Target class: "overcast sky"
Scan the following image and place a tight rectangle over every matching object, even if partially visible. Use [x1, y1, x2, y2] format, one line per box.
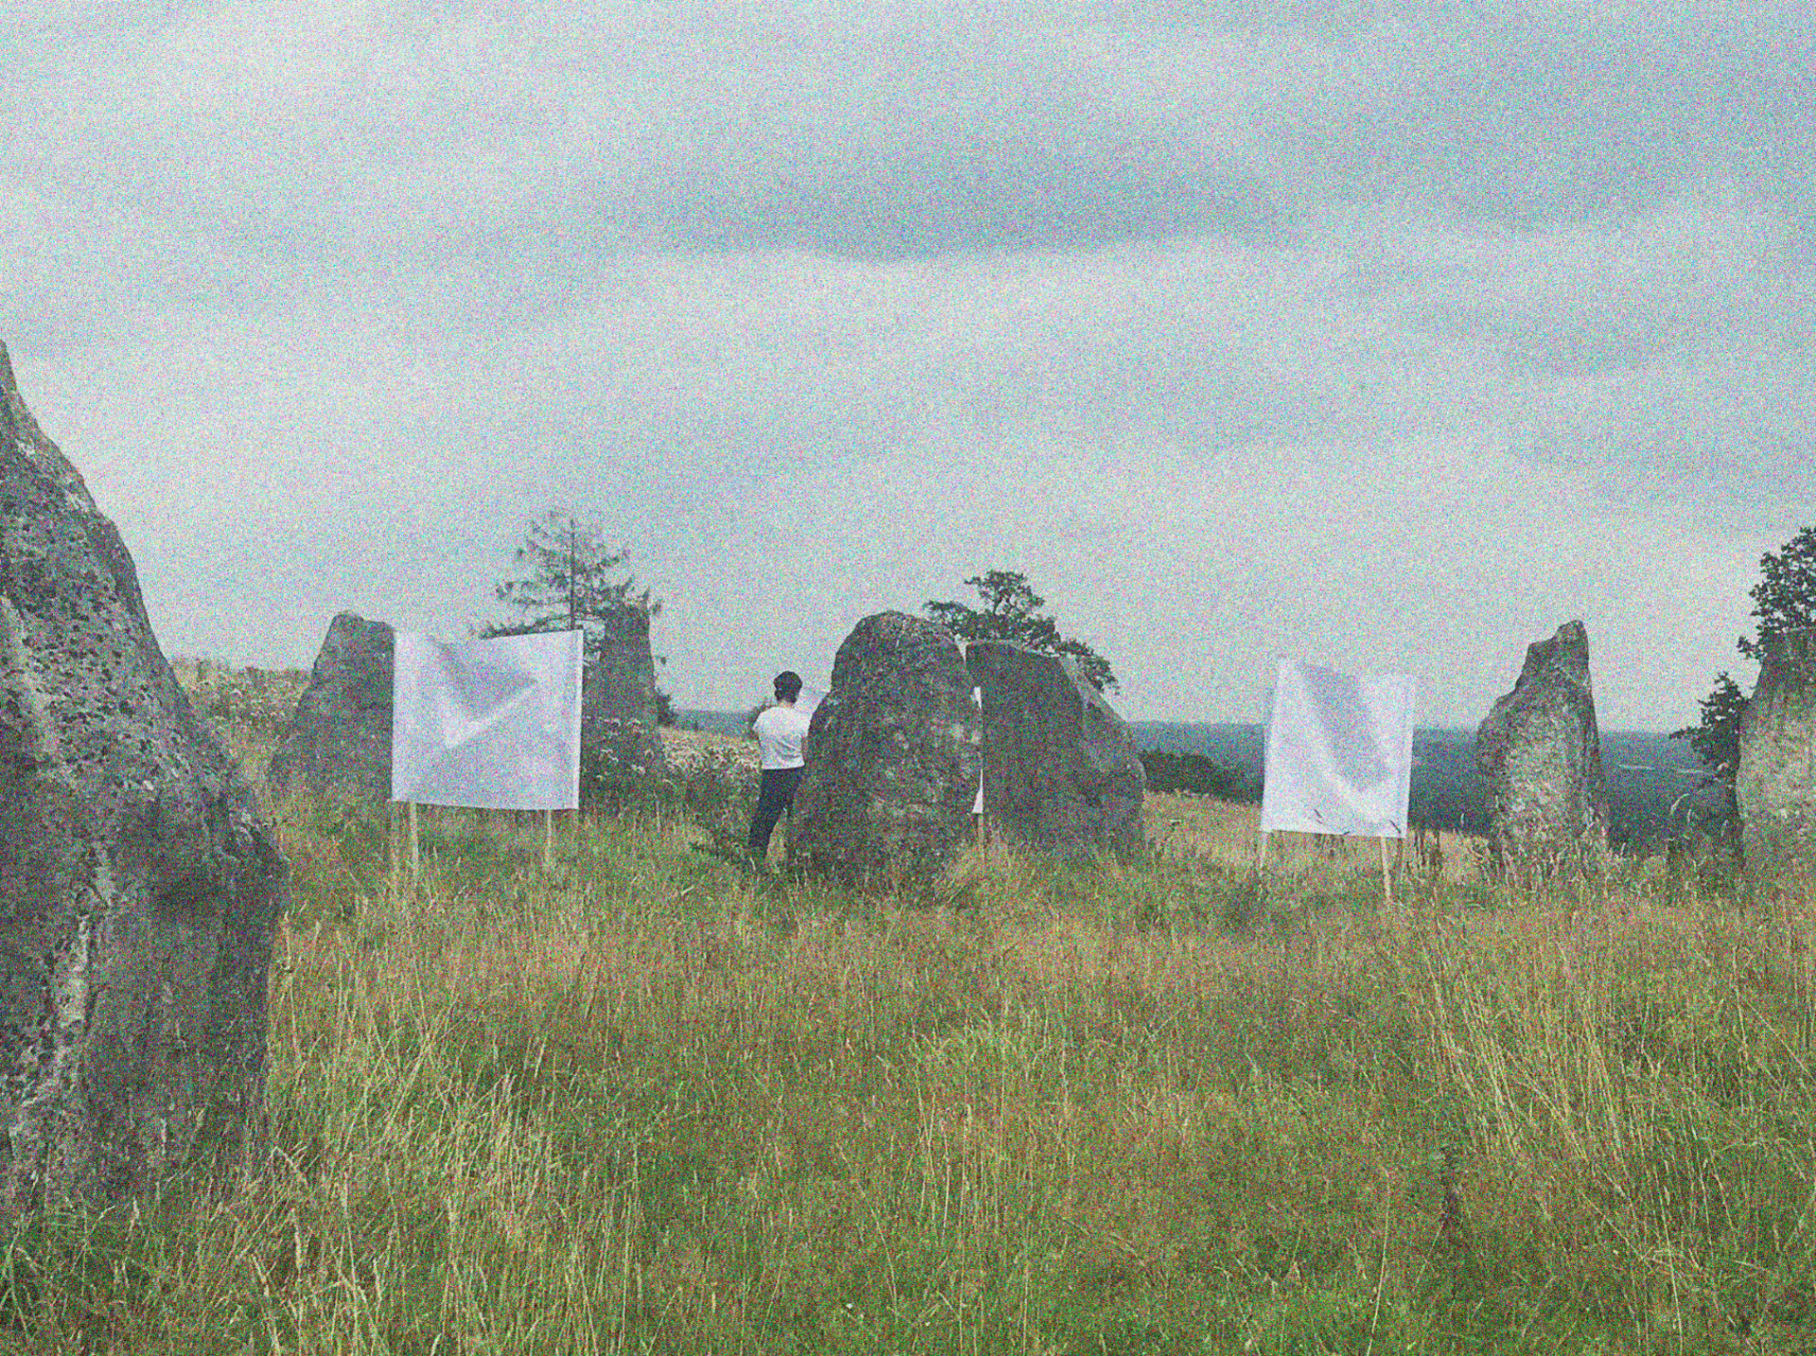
[3, 2, 1811, 727]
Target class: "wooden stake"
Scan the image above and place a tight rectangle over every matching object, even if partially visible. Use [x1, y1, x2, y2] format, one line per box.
[1255, 829, 1270, 874]
[1381, 834, 1394, 910]
[544, 807, 554, 871]
[408, 800, 420, 886]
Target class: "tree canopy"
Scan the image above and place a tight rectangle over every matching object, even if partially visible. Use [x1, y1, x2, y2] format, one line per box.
[491, 510, 657, 633]
[1675, 525, 1816, 817]
[1671, 672, 1747, 822]
[1738, 527, 1816, 659]
[923, 569, 1117, 692]
[487, 509, 673, 724]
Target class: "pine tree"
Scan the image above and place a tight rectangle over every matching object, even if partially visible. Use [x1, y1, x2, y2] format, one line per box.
[487, 510, 673, 724]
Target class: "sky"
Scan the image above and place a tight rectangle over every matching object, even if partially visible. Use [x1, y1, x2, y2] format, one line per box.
[3, 1, 1812, 729]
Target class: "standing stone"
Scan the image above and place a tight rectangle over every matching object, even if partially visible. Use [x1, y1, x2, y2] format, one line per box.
[268, 612, 395, 803]
[581, 602, 667, 780]
[967, 641, 1145, 856]
[1474, 620, 1610, 881]
[0, 341, 287, 1207]
[1736, 629, 1816, 881]
[791, 612, 981, 884]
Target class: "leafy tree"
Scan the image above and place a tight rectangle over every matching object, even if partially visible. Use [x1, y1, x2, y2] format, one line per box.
[1671, 672, 1746, 820]
[1675, 526, 1816, 815]
[487, 510, 675, 723]
[923, 569, 1117, 692]
[1738, 527, 1816, 658]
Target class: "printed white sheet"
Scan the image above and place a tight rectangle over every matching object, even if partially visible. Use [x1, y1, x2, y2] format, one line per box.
[1260, 659, 1416, 838]
[391, 630, 584, 810]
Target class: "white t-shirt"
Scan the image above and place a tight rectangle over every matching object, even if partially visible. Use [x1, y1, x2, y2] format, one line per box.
[753, 704, 813, 770]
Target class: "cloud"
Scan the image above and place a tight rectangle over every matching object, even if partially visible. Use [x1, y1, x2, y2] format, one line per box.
[654, 135, 1290, 257]
[1, 0, 1811, 728]
[13, 187, 1792, 722]
[1328, 191, 1816, 514]
[1265, 8, 1816, 233]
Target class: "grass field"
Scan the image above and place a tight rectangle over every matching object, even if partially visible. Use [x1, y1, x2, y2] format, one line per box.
[2, 670, 1809, 1354]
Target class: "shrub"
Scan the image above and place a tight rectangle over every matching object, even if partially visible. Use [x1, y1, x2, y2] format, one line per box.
[1139, 750, 1261, 802]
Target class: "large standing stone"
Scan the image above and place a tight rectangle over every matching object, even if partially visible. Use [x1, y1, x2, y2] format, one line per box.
[1474, 620, 1610, 881]
[791, 612, 981, 884]
[0, 341, 287, 1207]
[966, 641, 1145, 856]
[581, 603, 667, 780]
[1736, 629, 1816, 881]
[268, 612, 395, 802]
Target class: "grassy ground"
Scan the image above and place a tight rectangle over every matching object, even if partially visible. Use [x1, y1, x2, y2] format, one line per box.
[1, 680, 1808, 1354]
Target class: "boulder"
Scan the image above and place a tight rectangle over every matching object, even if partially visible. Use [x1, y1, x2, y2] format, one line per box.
[0, 341, 287, 1207]
[586, 602, 659, 728]
[966, 641, 1145, 855]
[1474, 620, 1610, 881]
[581, 603, 667, 783]
[268, 612, 395, 802]
[1736, 629, 1816, 881]
[791, 612, 981, 884]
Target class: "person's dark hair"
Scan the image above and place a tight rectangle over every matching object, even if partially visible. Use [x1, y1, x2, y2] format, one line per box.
[773, 670, 803, 702]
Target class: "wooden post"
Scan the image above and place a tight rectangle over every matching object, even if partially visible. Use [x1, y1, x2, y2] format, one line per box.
[544, 808, 554, 871]
[1380, 834, 1393, 909]
[409, 800, 420, 886]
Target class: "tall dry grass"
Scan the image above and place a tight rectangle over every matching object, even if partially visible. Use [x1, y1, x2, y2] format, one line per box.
[0, 672, 1807, 1353]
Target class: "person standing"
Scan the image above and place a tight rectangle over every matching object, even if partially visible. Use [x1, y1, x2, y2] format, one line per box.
[749, 670, 813, 865]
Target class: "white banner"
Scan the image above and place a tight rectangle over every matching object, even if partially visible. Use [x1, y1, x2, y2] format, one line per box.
[391, 630, 584, 810]
[1260, 659, 1416, 839]
[972, 685, 984, 815]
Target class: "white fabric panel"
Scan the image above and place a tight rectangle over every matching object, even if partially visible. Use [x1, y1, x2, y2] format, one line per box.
[1260, 658, 1416, 839]
[972, 684, 984, 814]
[391, 630, 584, 810]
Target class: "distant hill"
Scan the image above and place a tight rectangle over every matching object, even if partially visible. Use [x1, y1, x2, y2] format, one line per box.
[678, 708, 754, 739]
[1131, 722, 1725, 850]
[680, 709, 1726, 850]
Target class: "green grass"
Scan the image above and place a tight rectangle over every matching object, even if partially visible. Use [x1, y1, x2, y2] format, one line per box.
[12, 673, 1816, 1352]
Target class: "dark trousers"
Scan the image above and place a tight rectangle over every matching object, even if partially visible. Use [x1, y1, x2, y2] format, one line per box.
[748, 767, 805, 860]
